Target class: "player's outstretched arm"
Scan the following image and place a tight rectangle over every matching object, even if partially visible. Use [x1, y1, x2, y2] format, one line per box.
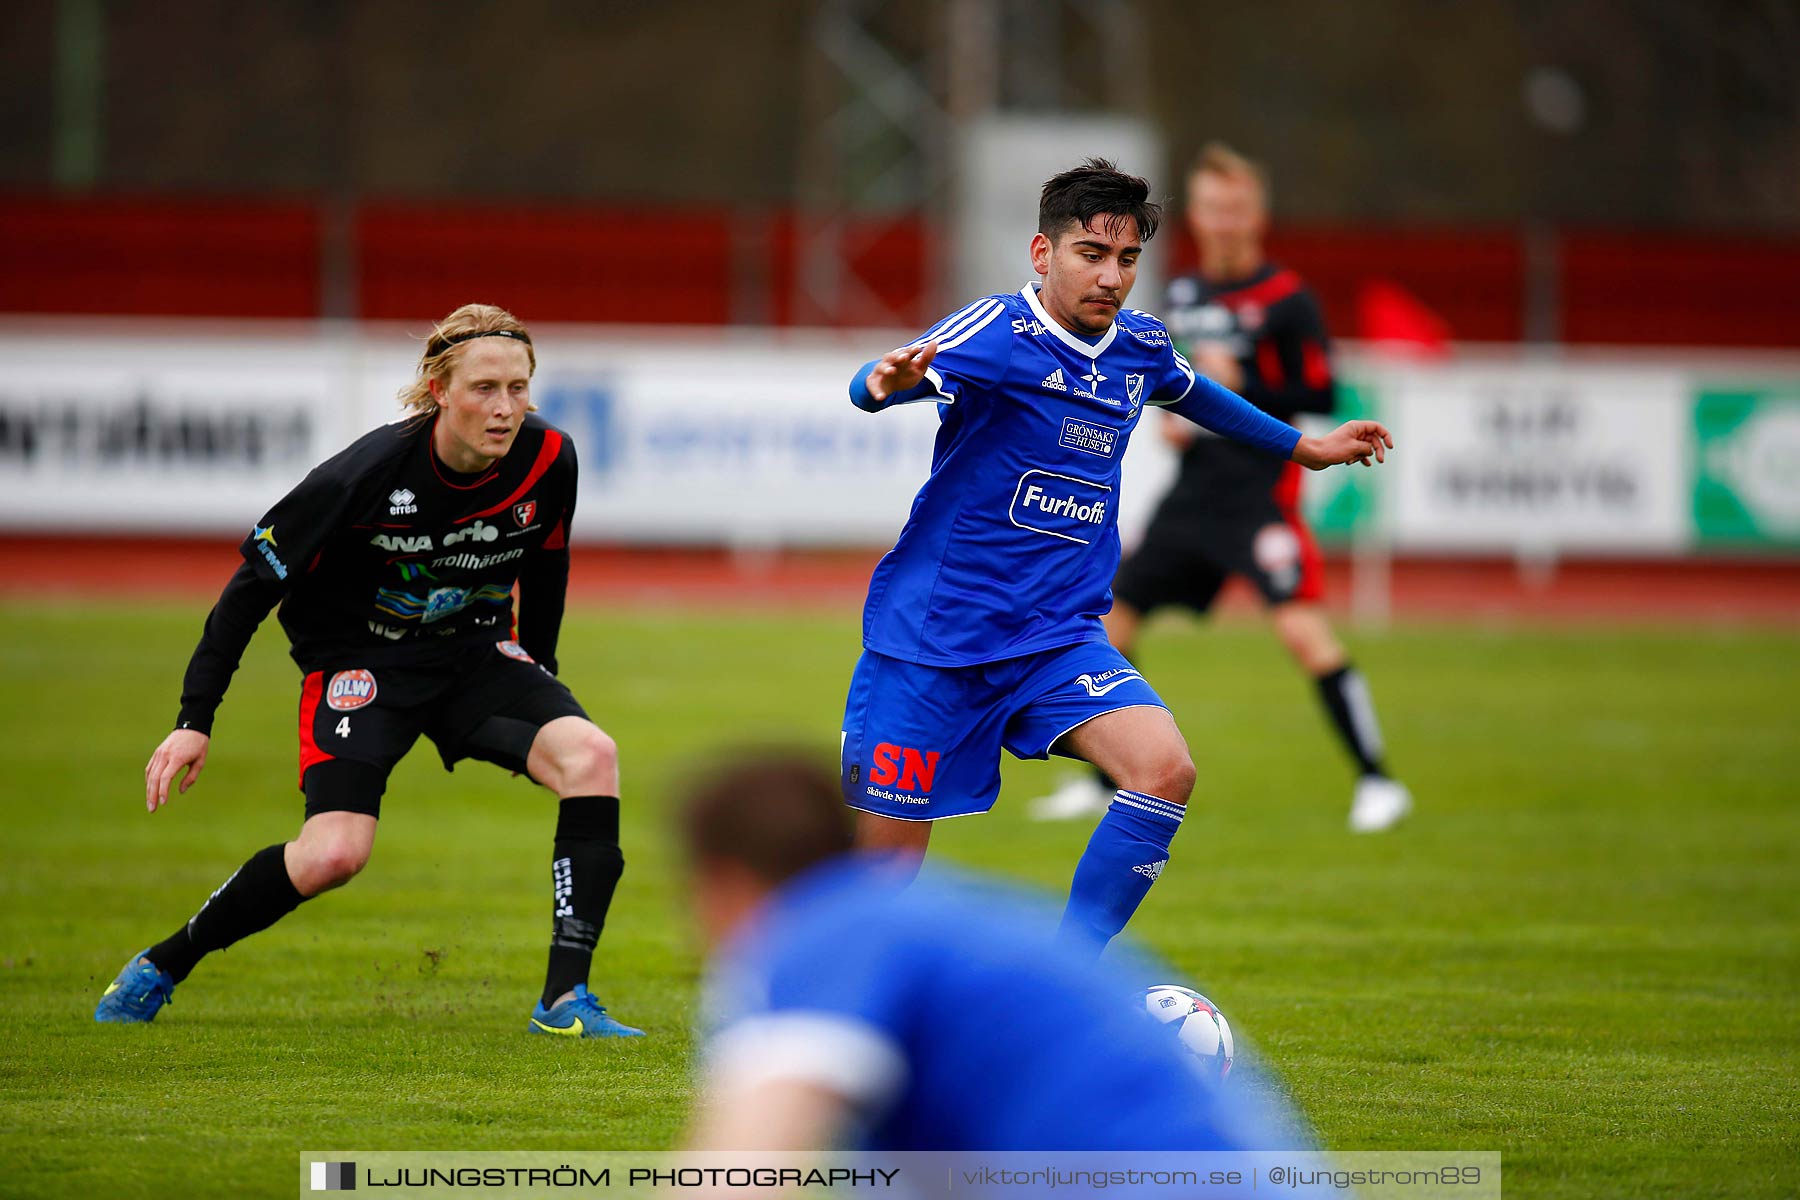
[145, 728, 210, 813]
[862, 342, 938, 404]
[1291, 419, 1394, 470]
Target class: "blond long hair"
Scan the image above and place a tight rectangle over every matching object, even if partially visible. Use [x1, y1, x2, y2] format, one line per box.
[398, 303, 537, 413]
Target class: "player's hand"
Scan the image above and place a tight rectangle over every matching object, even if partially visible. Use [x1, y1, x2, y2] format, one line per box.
[145, 729, 211, 813]
[1194, 348, 1244, 392]
[1292, 420, 1394, 470]
[865, 342, 938, 403]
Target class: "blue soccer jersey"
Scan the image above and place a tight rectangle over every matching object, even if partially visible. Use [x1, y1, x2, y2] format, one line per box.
[853, 283, 1303, 666]
[703, 858, 1301, 1151]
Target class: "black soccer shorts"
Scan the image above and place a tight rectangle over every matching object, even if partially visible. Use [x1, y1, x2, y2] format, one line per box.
[1115, 486, 1324, 615]
[296, 639, 589, 819]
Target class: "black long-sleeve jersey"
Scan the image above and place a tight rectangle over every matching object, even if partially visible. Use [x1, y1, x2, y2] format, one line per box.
[175, 412, 578, 734]
[1163, 264, 1337, 503]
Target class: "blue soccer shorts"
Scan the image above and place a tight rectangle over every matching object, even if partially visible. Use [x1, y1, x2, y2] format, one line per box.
[839, 641, 1169, 820]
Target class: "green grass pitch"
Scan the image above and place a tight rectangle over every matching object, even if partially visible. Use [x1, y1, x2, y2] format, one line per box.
[1, 600, 1796, 1197]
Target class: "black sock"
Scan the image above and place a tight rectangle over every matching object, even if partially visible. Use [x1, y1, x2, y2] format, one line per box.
[542, 796, 624, 1007]
[1316, 664, 1388, 777]
[146, 843, 306, 984]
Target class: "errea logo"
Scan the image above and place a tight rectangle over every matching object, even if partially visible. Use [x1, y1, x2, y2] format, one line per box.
[388, 488, 417, 515]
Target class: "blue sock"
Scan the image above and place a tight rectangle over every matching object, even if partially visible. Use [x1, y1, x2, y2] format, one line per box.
[1058, 789, 1184, 952]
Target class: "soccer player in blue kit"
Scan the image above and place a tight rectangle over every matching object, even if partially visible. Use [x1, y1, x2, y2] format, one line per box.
[841, 160, 1393, 950]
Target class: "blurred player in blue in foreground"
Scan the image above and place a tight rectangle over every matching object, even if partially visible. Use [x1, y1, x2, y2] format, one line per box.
[681, 752, 1307, 1153]
[840, 159, 1393, 951]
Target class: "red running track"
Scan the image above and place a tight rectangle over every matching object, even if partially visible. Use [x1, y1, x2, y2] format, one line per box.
[2, 537, 1796, 625]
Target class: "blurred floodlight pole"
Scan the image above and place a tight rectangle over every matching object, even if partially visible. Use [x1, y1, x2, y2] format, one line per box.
[942, 0, 1159, 301]
[795, 0, 1153, 324]
[943, 0, 1001, 120]
[52, 0, 103, 190]
[796, 0, 950, 327]
[319, 0, 358, 323]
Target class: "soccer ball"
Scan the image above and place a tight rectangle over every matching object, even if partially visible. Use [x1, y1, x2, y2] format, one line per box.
[1142, 985, 1234, 1083]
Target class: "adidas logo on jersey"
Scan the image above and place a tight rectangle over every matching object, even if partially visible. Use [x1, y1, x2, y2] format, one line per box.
[1132, 860, 1166, 881]
[1040, 369, 1068, 393]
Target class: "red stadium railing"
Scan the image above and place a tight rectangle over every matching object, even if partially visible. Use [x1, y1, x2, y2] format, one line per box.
[356, 200, 738, 325]
[3, 193, 1797, 347]
[1558, 230, 1800, 348]
[0, 194, 321, 319]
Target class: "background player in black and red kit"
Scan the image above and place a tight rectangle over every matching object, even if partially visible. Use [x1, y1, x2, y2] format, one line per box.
[1033, 145, 1412, 833]
[94, 304, 644, 1036]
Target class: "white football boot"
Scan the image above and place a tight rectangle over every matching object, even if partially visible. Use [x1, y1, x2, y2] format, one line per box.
[1349, 775, 1413, 832]
[1027, 774, 1113, 822]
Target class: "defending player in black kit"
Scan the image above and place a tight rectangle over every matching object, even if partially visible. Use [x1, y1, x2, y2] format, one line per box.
[1032, 145, 1411, 833]
[94, 303, 644, 1036]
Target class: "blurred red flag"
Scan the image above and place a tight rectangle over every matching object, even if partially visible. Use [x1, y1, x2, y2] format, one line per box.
[1357, 279, 1452, 357]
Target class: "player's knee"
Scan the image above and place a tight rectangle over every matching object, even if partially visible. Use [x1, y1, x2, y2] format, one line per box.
[548, 723, 618, 796]
[1148, 753, 1196, 804]
[853, 811, 931, 868]
[1283, 631, 1339, 675]
[290, 838, 370, 895]
[1272, 607, 1344, 675]
[1305, 646, 1346, 676]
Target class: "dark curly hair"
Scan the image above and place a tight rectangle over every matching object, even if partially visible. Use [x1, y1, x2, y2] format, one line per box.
[1038, 157, 1162, 245]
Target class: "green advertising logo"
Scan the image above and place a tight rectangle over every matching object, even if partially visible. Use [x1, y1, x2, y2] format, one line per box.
[1693, 387, 1800, 546]
[1304, 380, 1381, 541]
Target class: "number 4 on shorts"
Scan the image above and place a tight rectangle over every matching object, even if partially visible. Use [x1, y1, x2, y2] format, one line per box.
[335, 717, 351, 738]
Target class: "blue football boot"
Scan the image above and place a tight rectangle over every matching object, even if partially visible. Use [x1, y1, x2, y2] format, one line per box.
[94, 951, 175, 1023]
[527, 984, 644, 1038]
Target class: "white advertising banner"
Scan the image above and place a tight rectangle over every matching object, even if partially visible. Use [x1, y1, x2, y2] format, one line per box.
[354, 329, 1178, 548]
[0, 323, 1176, 548]
[2, 321, 1789, 557]
[487, 334, 945, 546]
[1382, 364, 1690, 552]
[0, 329, 357, 533]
